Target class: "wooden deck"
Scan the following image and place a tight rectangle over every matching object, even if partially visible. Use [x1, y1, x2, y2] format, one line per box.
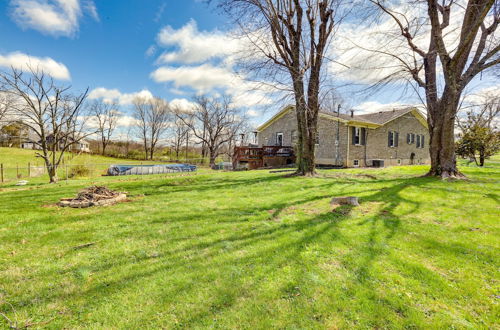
[233, 146, 295, 170]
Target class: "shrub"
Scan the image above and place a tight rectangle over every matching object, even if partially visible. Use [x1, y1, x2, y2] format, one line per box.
[68, 164, 91, 178]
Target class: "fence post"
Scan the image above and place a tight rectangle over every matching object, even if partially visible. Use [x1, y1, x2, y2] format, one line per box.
[28, 162, 31, 177]
[66, 164, 68, 185]
[1, 164, 3, 183]
[16, 164, 19, 178]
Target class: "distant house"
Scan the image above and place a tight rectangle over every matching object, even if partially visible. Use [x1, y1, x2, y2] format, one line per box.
[255, 105, 430, 167]
[39, 134, 91, 153]
[0, 121, 90, 153]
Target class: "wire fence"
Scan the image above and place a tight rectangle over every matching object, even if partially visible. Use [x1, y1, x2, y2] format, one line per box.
[0, 157, 231, 185]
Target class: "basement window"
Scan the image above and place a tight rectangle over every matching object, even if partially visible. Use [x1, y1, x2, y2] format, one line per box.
[353, 159, 359, 167]
[397, 159, 402, 165]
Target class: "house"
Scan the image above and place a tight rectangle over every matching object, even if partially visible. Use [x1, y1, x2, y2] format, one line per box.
[0, 121, 91, 153]
[43, 134, 91, 153]
[256, 105, 430, 167]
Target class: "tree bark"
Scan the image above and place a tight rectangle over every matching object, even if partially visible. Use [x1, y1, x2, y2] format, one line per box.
[426, 98, 465, 179]
[47, 164, 57, 183]
[293, 77, 316, 176]
[209, 150, 216, 169]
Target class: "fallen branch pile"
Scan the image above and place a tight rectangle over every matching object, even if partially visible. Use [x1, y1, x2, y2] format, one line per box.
[59, 186, 127, 208]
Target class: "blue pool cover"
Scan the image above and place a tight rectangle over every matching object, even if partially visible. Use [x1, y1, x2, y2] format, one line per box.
[107, 164, 197, 176]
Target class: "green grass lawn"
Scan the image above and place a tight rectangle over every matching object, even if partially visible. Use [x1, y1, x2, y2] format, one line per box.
[0, 160, 499, 328]
[0, 147, 172, 185]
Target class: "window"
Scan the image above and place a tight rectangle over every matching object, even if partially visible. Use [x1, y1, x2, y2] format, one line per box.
[315, 134, 320, 145]
[276, 132, 283, 146]
[407, 133, 415, 144]
[291, 130, 298, 144]
[397, 159, 401, 165]
[354, 127, 361, 145]
[352, 127, 366, 146]
[416, 134, 425, 148]
[388, 131, 399, 147]
[353, 159, 359, 167]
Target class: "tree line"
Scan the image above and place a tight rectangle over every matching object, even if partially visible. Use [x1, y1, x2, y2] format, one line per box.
[0, 66, 247, 183]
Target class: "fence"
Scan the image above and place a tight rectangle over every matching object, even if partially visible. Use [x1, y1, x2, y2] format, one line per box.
[0, 158, 227, 185]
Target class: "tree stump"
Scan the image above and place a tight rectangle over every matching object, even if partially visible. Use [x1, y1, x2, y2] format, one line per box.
[330, 196, 359, 206]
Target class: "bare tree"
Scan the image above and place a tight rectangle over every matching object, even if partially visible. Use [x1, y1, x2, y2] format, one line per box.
[215, 0, 340, 175]
[132, 96, 170, 160]
[89, 99, 119, 155]
[0, 92, 13, 123]
[177, 95, 244, 168]
[0, 67, 90, 183]
[169, 107, 190, 160]
[458, 90, 500, 131]
[365, 0, 499, 178]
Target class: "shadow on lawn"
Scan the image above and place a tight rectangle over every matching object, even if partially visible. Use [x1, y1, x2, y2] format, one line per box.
[3, 174, 449, 327]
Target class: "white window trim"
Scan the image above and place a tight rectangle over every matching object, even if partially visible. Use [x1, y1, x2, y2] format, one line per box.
[354, 127, 361, 145]
[389, 131, 396, 148]
[276, 132, 284, 146]
[353, 159, 360, 167]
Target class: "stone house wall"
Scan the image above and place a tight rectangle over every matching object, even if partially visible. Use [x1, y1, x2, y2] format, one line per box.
[347, 112, 430, 167]
[258, 108, 430, 167]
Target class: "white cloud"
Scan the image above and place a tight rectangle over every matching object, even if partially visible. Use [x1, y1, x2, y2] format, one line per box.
[170, 98, 196, 113]
[150, 64, 239, 91]
[156, 20, 242, 65]
[330, 3, 469, 84]
[145, 45, 157, 57]
[116, 115, 137, 127]
[0, 51, 70, 80]
[246, 109, 259, 117]
[88, 87, 154, 105]
[10, 0, 98, 37]
[462, 85, 500, 106]
[83, 0, 99, 21]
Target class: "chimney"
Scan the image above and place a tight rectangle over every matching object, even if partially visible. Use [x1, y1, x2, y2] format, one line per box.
[350, 110, 354, 118]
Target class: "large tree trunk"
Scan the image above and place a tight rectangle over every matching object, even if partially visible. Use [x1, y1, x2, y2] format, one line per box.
[209, 150, 216, 169]
[47, 164, 57, 183]
[293, 77, 316, 176]
[426, 99, 465, 179]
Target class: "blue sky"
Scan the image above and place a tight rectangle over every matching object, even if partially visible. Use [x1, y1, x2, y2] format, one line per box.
[0, 1, 226, 99]
[0, 0, 498, 133]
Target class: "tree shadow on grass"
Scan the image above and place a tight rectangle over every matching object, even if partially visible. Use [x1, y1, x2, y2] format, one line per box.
[1, 174, 468, 328]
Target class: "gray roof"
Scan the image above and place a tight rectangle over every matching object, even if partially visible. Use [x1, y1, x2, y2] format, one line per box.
[320, 107, 416, 125]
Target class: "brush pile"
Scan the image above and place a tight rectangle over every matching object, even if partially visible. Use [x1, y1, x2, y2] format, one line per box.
[59, 186, 127, 208]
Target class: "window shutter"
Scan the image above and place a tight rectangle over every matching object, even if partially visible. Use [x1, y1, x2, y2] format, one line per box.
[416, 135, 420, 148]
[352, 127, 356, 145]
[395, 132, 399, 147]
[361, 128, 366, 145]
[407, 133, 410, 144]
[388, 131, 392, 147]
[421, 135, 425, 148]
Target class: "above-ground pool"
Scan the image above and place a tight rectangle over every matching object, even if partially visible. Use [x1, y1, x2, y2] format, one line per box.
[107, 164, 197, 176]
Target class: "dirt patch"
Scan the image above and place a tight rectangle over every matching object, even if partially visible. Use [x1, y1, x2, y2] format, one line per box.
[58, 186, 127, 208]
